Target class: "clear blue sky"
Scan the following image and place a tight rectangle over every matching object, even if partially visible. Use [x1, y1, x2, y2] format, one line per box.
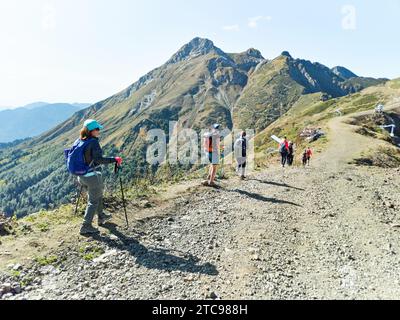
[0, 0, 399, 108]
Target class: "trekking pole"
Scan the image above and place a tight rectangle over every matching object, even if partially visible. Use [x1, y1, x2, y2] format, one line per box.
[220, 154, 225, 179]
[219, 145, 225, 179]
[74, 184, 83, 216]
[115, 163, 129, 229]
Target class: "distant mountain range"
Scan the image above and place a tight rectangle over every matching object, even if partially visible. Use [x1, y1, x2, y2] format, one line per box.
[0, 102, 91, 143]
[0, 37, 392, 217]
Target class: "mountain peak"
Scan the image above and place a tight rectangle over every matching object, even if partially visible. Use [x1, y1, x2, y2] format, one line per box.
[281, 51, 293, 59]
[167, 37, 222, 64]
[188, 37, 215, 49]
[331, 66, 358, 79]
[246, 48, 264, 59]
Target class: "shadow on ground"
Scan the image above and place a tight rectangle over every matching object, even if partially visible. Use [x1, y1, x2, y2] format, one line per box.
[90, 223, 219, 276]
[249, 179, 305, 191]
[229, 189, 302, 207]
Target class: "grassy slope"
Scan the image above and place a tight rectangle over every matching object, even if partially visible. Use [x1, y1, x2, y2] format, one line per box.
[233, 55, 304, 132]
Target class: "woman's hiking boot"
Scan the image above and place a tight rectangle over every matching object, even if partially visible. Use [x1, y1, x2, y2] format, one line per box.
[80, 224, 100, 236]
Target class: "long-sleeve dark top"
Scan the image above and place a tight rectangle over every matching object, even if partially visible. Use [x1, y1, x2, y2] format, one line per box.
[83, 138, 116, 171]
[288, 145, 294, 156]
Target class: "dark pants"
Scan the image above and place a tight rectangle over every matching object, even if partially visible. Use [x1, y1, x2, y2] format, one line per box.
[287, 154, 294, 166]
[237, 160, 246, 177]
[281, 152, 288, 167]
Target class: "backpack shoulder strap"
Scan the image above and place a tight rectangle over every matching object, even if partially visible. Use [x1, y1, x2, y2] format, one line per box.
[81, 138, 96, 168]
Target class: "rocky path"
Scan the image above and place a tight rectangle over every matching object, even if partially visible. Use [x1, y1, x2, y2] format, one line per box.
[2, 114, 400, 300]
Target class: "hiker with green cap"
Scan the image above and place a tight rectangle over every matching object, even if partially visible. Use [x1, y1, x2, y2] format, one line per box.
[77, 119, 123, 235]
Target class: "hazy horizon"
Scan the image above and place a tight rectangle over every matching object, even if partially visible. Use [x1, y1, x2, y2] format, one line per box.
[0, 101, 93, 111]
[1, 0, 399, 107]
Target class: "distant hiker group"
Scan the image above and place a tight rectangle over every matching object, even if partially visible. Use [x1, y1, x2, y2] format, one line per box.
[201, 125, 313, 188]
[278, 137, 312, 168]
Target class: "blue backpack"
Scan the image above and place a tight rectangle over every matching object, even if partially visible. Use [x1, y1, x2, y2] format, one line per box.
[64, 139, 94, 176]
[279, 142, 287, 154]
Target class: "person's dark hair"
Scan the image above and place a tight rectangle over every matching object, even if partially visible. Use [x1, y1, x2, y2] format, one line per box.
[80, 127, 92, 140]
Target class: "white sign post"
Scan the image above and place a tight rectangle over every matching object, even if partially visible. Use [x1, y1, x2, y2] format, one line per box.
[380, 125, 395, 137]
[271, 135, 283, 144]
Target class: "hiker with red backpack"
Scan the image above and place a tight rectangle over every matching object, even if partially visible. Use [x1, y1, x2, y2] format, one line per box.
[65, 119, 123, 236]
[279, 137, 290, 168]
[203, 124, 221, 187]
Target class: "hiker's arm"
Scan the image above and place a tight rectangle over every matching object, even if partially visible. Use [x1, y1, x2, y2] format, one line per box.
[92, 141, 117, 165]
